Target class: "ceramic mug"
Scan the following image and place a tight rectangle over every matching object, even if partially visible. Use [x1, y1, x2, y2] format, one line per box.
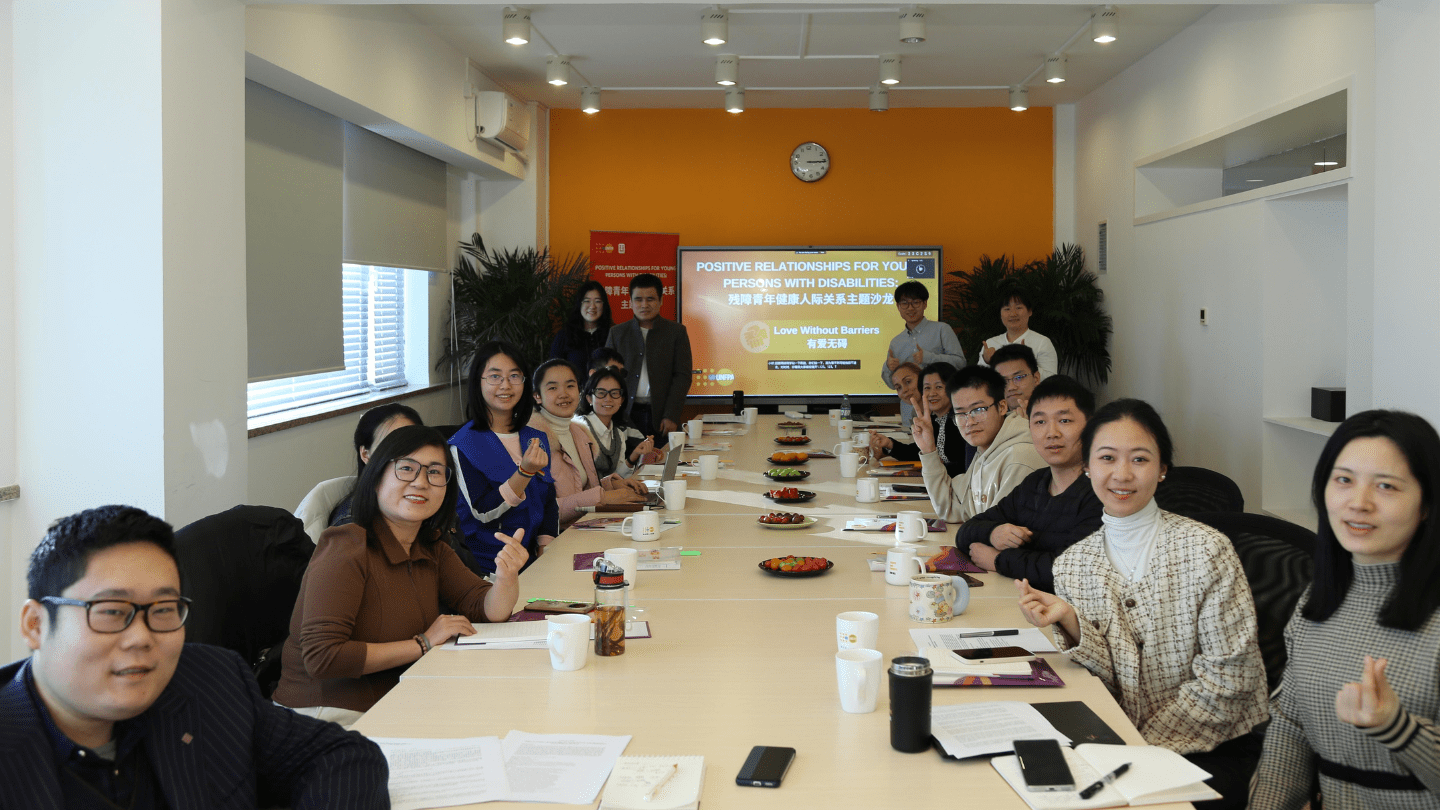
[546, 614, 591, 671]
[661, 479, 687, 509]
[852, 430, 870, 449]
[856, 477, 880, 503]
[620, 509, 660, 542]
[886, 545, 926, 586]
[908, 574, 971, 624]
[604, 547, 640, 590]
[743, 407, 759, 424]
[836, 648, 883, 714]
[836, 610, 880, 650]
[838, 452, 860, 477]
[895, 511, 928, 544]
[687, 418, 704, 443]
[698, 454, 720, 480]
[838, 419, 854, 440]
[668, 431, 686, 452]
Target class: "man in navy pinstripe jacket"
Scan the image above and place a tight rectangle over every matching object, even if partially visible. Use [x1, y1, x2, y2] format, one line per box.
[0, 505, 389, 809]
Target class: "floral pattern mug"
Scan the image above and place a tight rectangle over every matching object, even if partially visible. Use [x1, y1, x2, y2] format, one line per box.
[908, 574, 970, 624]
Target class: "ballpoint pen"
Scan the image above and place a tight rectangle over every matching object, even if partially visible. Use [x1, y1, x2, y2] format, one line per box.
[1078, 762, 1131, 800]
[957, 629, 1019, 638]
[644, 763, 678, 801]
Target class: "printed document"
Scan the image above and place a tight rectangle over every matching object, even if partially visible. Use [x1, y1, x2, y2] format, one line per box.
[371, 736, 508, 810]
[501, 731, 632, 804]
[931, 701, 1072, 759]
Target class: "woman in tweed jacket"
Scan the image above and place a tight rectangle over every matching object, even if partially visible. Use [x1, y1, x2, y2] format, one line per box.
[1017, 399, 1268, 810]
[1251, 411, 1440, 810]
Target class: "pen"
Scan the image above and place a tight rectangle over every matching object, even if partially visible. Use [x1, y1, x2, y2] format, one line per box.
[1078, 762, 1131, 800]
[957, 629, 1019, 638]
[644, 763, 678, 801]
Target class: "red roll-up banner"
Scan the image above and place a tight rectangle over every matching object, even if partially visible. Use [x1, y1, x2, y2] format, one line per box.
[589, 231, 680, 322]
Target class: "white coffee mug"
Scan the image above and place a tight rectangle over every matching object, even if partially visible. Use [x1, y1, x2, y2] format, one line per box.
[687, 418, 704, 443]
[886, 545, 926, 586]
[604, 547, 640, 591]
[619, 510, 660, 542]
[661, 479, 687, 509]
[895, 511, 928, 544]
[836, 648, 883, 713]
[668, 431, 686, 452]
[852, 430, 870, 448]
[856, 477, 880, 503]
[698, 454, 720, 480]
[838, 419, 854, 440]
[836, 611, 880, 650]
[743, 406, 759, 424]
[838, 452, 860, 477]
[546, 614, 591, 671]
[909, 574, 971, 623]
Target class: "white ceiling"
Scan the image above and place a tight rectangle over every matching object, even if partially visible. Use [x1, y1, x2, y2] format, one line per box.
[386, 3, 1219, 109]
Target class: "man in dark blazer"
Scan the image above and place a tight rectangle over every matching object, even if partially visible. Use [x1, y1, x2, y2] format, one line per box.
[605, 273, 693, 444]
[0, 505, 388, 810]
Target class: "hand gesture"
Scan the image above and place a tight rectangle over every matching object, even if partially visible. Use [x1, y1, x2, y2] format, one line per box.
[1335, 655, 1401, 729]
[1015, 579, 1078, 642]
[991, 524, 1034, 550]
[982, 344, 996, 363]
[870, 433, 893, 459]
[658, 418, 679, 435]
[886, 347, 900, 372]
[913, 346, 925, 363]
[629, 435, 655, 464]
[911, 398, 937, 454]
[424, 612, 477, 648]
[492, 528, 528, 582]
[967, 542, 1000, 572]
[601, 486, 647, 505]
[520, 438, 548, 475]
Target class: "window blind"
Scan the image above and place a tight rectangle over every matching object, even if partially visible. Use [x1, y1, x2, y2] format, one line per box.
[342, 123, 448, 272]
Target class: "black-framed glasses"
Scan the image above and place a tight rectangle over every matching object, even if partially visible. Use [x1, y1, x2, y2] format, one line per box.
[1004, 372, 1032, 385]
[954, 403, 996, 426]
[481, 372, 525, 386]
[393, 458, 453, 486]
[896, 300, 926, 309]
[591, 389, 624, 400]
[41, 596, 192, 634]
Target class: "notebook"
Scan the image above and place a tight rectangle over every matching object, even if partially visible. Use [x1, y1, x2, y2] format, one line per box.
[991, 744, 1219, 809]
[600, 756, 705, 810]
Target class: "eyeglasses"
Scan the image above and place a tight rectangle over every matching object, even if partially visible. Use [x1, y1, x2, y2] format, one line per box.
[896, 300, 926, 309]
[393, 458, 453, 486]
[1004, 372, 1032, 385]
[482, 372, 525, 386]
[953, 403, 996, 425]
[41, 596, 192, 634]
[591, 389, 624, 400]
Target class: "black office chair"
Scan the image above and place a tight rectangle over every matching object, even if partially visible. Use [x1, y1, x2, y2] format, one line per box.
[1191, 511, 1316, 694]
[173, 505, 315, 698]
[1154, 466, 1244, 516]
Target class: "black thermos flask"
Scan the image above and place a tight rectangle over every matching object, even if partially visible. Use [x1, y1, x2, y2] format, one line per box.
[732, 390, 745, 415]
[889, 656, 933, 752]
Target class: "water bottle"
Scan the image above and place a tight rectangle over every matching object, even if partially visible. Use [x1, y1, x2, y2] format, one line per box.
[592, 559, 627, 657]
[840, 394, 851, 421]
[889, 655, 933, 752]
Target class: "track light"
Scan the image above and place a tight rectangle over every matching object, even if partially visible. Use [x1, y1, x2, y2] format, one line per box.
[546, 54, 571, 86]
[715, 54, 738, 86]
[1092, 6, 1118, 43]
[1009, 86, 1028, 112]
[899, 7, 927, 44]
[725, 87, 744, 113]
[581, 86, 601, 114]
[879, 54, 901, 86]
[1045, 53, 1066, 84]
[869, 85, 888, 112]
[701, 8, 728, 46]
[502, 7, 530, 45]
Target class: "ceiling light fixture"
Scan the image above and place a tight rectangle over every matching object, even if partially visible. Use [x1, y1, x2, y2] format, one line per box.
[879, 54, 901, 86]
[1092, 6, 1118, 43]
[1315, 148, 1339, 167]
[581, 86, 601, 114]
[725, 86, 745, 113]
[1009, 86, 1028, 112]
[1044, 53, 1067, 84]
[502, 7, 531, 45]
[546, 54, 571, 86]
[702, 8, 728, 46]
[870, 85, 889, 112]
[899, 7, 927, 44]
[715, 54, 738, 86]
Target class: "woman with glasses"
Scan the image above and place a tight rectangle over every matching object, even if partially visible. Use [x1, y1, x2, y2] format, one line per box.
[273, 424, 525, 723]
[449, 341, 559, 575]
[575, 366, 660, 478]
[550, 281, 614, 371]
[527, 358, 647, 529]
[874, 362, 969, 477]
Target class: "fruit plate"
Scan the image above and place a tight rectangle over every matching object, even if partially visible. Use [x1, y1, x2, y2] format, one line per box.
[764, 469, 811, 481]
[763, 489, 817, 504]
[758, 557, 834, 577]
[765, 454, 809, 465]
[756, 515, 819, 530]
[774, 436, 813, 445]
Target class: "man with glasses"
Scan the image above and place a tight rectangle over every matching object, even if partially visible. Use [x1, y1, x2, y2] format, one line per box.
[913, 366, 1044, 522]
[882, 281, 965, 427]
[989, 343, 1043, 414]
[1, 505, 388, 808]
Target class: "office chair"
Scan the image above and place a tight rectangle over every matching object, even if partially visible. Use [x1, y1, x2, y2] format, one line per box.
[1154, 466, 1244, 516]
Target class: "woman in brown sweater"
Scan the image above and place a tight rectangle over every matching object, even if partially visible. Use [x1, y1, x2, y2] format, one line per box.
[274, 425, 527, 724]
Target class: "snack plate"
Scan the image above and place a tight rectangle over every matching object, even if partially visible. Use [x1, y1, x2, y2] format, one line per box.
[773, 436, 813, 445]
[764, 469, 811, 481]
[763, 490, 817, 504]
[756, 516, 819, 530]
[758, 558, 834, 577]
[765, 454, 809, 465]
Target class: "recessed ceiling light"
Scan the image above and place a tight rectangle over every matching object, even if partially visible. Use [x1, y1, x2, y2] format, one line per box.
[502, 7, 530, 45]
[1092, 6, 1118, 43]
[702, 8, 728, 46]
[879, 54, 901, 86]
[899, 7, 926, 44]
[547, 54, 571, 86]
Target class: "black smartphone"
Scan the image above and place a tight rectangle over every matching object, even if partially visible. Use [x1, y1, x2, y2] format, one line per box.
[735, 746, 795, 788]
[1013, 739, 1074, 792]
[953, 645, 1036, 664]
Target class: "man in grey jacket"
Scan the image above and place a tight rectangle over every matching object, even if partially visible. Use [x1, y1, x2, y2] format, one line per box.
[605, 273, 692, 444]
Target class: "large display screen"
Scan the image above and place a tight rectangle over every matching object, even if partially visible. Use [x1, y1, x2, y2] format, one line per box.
[678, 246, 942, 399]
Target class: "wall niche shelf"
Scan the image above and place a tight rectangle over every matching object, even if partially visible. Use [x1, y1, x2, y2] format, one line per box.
[1263, 416, 1340, 437]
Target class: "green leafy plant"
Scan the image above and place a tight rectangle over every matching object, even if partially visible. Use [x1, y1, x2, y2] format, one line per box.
[437, 233, 592, 377]
[943, 244, 1111, 386]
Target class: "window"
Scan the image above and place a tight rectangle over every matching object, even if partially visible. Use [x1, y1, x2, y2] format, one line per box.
[246, 264, 407, 419]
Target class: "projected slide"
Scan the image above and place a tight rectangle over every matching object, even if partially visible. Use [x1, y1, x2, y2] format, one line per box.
[678, 247, 942, 398]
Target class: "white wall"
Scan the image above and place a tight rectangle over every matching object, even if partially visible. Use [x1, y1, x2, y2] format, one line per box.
[1072, 4, 1375, 513]
[0, 0, 16, 648]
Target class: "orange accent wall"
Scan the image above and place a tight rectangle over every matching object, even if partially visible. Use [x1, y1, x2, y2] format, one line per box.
[549, 106, 1054, 289]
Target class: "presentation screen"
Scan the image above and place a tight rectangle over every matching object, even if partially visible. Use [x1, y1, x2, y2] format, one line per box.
[678, 246, 942, 399]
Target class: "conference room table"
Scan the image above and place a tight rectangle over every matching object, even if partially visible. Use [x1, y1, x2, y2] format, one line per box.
[353, 414, 1192, 809]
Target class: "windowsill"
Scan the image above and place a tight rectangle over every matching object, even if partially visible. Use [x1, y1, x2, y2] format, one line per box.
[247, 380, 455, 438]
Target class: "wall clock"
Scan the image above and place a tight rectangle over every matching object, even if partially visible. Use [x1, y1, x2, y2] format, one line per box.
[790, 142, 830, 182]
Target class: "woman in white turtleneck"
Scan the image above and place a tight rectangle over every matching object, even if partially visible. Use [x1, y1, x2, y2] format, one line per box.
[1016, 399, 1268, 810]
[527, 359, 647, 530]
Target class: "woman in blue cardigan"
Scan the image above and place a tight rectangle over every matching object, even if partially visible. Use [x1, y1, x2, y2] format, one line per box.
[450, 341, 559, 574]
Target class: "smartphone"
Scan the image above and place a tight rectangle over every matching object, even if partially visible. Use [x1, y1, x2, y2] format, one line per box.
[1013, 739, 1074, 792]
[953, 645, 1036, 664]
[526, 600, 594, 614]
[735, 746, 795, 788]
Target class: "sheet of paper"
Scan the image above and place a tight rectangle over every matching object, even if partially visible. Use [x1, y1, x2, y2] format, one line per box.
[371, 736, 509, 810]
[500, 731, 631, 804]
[445, 621, 650, 650]
[454, 622, 551, 647]
[931, 701, 1072, 759]
[910, 626, 1060, 654]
